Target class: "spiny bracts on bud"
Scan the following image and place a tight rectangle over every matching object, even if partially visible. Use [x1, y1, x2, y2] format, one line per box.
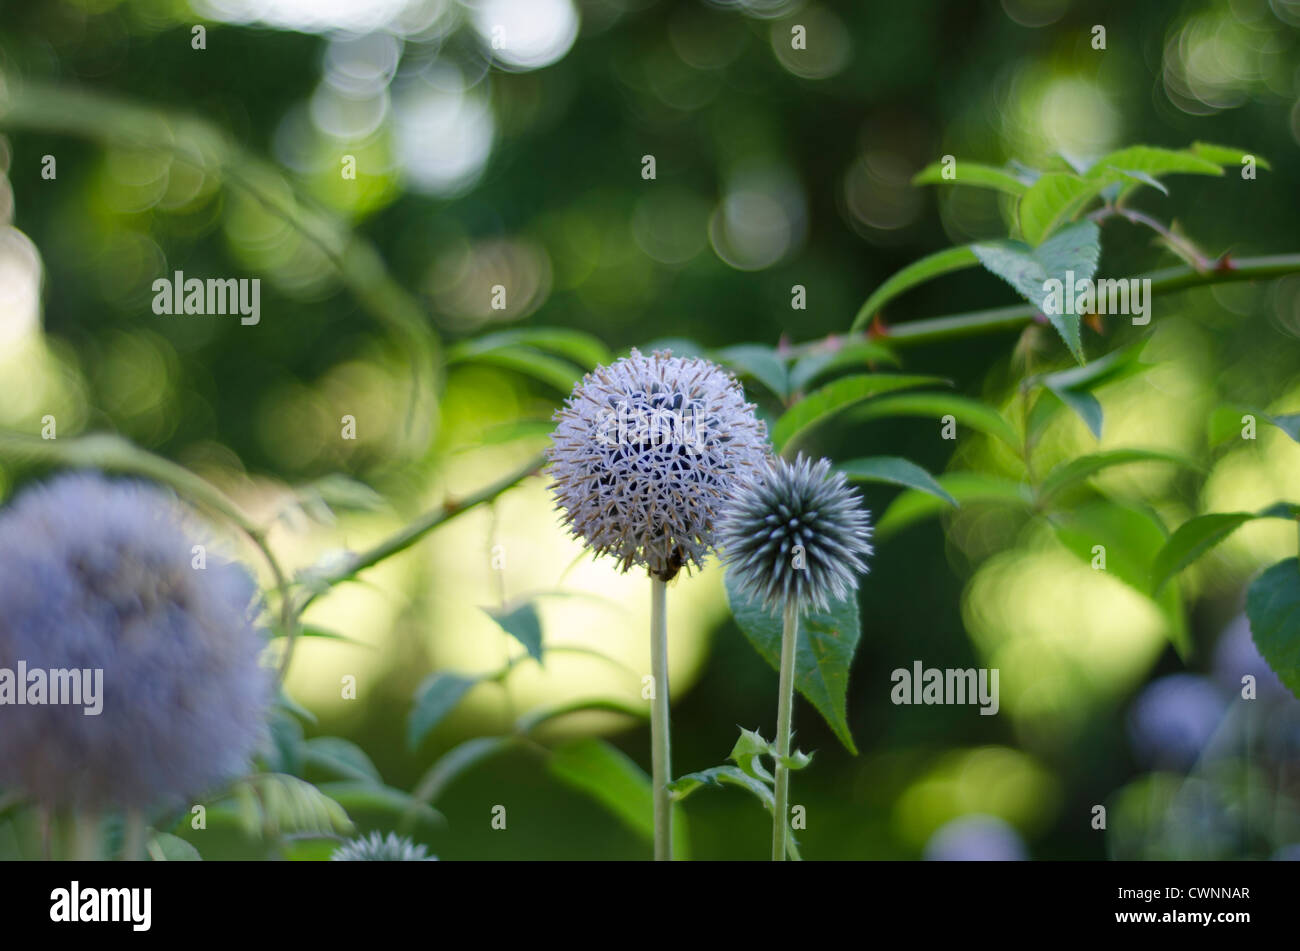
[548, 348, 769, 581]
[719, 454, 872, 613]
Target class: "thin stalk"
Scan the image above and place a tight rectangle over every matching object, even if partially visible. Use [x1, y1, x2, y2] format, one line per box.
[121, 810, 147, 862]
[650, 576, 672, 861]
[72, 810, 101, 861]
[772, 599, 799, 861]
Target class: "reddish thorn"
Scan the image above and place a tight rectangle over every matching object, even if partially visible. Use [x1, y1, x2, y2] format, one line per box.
[868, 313, 890, 339]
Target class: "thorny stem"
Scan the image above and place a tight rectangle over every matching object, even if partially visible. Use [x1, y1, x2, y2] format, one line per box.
[842, 254, 1300, 342]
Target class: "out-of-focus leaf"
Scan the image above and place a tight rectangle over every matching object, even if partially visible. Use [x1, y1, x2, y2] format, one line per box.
[408, 672, 481, 751]
[788, 340, 899, 394]
[838, 456, 958, 507]
[146, 833, 201, 861]
[1038, 449, 1198, 502]
[317, 782, 443, 830]
[547, 738, 689, 856]
[725, 573, 861, 753]
[1246, 559, 1300, 700]
[1052, 499, 1188, 656]
[240, 774, 354, 838]
[303, 737, 383, 786]
[448, 327, 611, 369]
[851, 246, 980, 332]
[713, 344, 791, 402]
[850, 392, 1020, 450]
[515, 697, 645, 734]
[772, 374, 948, 452]
[1261, 412, 1300, 442]
[912, 161, 1031, 196]
[1150, 504, 1300, 594]
[452, 345, 584, 392]
[482, 600, 544, 664]
[411, 736, 518, 807]
[876, 473, 1032, 539]
[1190, 142, 1271, 171]
[1085, 145, 1224, 180]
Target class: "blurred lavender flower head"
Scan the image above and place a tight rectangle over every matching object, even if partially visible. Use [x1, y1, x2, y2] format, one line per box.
[332, 831, 437, 861]
[719, 454, 872, 613]
[0, 473, 272, 811]
[1127, 673, 1226, 772]
[548, 348, 769, 580]
[1212, 613, 1290, 703]
[923, 814, 1027, 861]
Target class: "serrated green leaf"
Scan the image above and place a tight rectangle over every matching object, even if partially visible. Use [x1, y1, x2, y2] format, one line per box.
[777, 749, 814, 770]
[1017, 173, 1099, 246]
[973, 221, 1100, 363]
[242, 774, 354, 838]
[1246, 559, 1300, 700]
[912, 160, 1030, 195]
[725, 574, 860, 753]
[713, 344, 791, 402]
[772, 374, 948, 452]
[547, 738, 689, 856]
[667, 766, 801, 859]
[1150, 505, 1300, 594]
[876, 473, 1032, 539]
[303, 737, 383, 785]
[483, 600, 544, 664]
[1038, 449, 1198, 502]
[850, 245, 980, 332]
[838, 456, 958, 507]
[408, 672, 480, 750]
[849, 391, 1020, 450]
[729, 727, 775, 783]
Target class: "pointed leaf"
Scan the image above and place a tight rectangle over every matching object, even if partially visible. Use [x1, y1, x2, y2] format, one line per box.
[838, 456, 958, 507]
[1246, 559, 1300, 700]
[851, 245, 980, 332]
[773, 374, 948, 452]
[408, 672, 480, 750]
[482, 601, 544, 664]
[912, 161, 1031, 196]
[1038, 449, 1198, 502]
[725, 573, 861, 753]
[849, 391, 1020, 450]
[1018, 173, 1100, 246]
[1150, 505, 1300, 594]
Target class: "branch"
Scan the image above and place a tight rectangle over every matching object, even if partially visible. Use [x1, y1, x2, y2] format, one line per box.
[294, 452, 548, 616]
[813, 253, 1300, 356]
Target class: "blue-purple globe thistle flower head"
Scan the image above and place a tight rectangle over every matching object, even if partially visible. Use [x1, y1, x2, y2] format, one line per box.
[332, 831, 438, 861]
[0, 472, 273, 812]
[548, 348, 770, 581]
[718, 454, 872, 614]
[923, 814, 1027, 861]
[1213, 613, 1291, 703]
[1127, 673, 1226, 772]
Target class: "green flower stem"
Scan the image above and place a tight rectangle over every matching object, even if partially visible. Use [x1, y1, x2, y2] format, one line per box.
[839, 253, 1300, 344]
[73, 810, 101, 861]
[650, 575, 672, 861]
[772, 599, 799, 861]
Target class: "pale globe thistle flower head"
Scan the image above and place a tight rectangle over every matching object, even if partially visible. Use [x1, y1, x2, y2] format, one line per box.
[331, 831, 438, 861]
[0, 472, 273, 812]
[548, 348, 770, 580]
[1127, 673, 1226, 772]
[719, 454, 872, 614]
[923, 814, 1027, 861]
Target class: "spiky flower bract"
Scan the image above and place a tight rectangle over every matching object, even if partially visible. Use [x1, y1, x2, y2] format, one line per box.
[719, 454, 872, 614]
[548, 348, 769, 580]
[331, 831, 437, 861]
[0, 472, 273, 812]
